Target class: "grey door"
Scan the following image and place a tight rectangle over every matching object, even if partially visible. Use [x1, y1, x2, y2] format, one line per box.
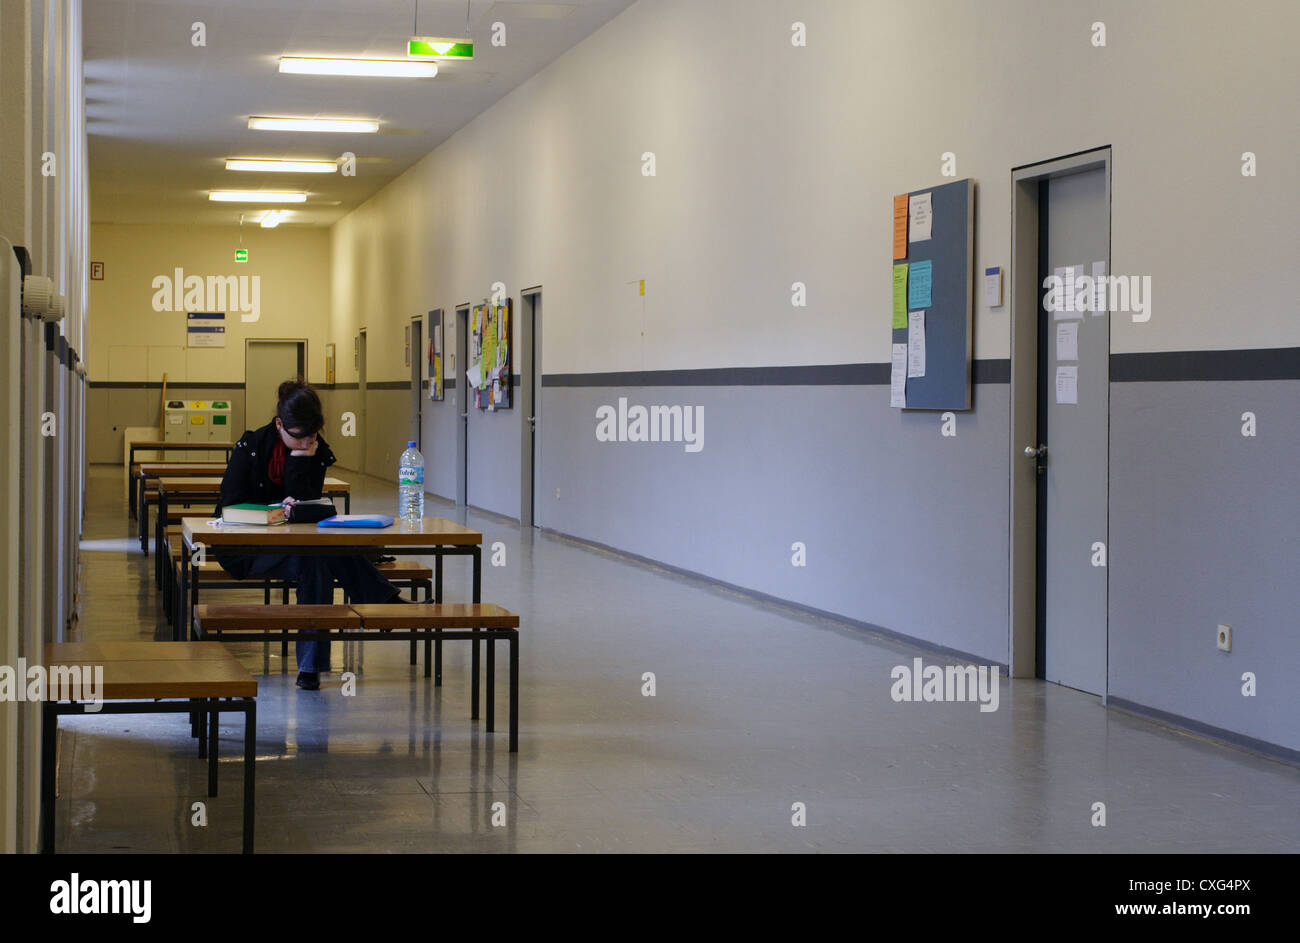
[245, 340, 302, 433]
[1038, 167, 1110, 694]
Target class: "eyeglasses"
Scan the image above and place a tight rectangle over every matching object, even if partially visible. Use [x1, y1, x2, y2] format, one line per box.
[282, 426, 316, 439]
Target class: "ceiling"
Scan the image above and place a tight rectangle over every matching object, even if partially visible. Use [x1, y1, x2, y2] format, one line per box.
[85, 0, 634, 227]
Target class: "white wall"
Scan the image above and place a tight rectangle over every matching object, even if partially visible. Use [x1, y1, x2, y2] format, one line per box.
[88, 223, 332, 384]
[329, 0, 1300, 380]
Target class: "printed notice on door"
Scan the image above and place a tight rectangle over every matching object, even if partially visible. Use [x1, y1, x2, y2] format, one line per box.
[1055, 365, 1078, 405]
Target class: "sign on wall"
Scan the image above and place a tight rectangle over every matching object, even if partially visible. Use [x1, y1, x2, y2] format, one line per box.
[187, 311, 226, 348]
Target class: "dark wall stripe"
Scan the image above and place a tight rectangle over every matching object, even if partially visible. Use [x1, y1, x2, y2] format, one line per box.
[89, 381, 245, 390]
[1111, 346, 1300, 382]
[543, 360, 1011, 388]
[86, 348, 1296, 394]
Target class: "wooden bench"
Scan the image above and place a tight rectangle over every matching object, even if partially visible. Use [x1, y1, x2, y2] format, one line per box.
[162, 537, 435, 666]
[41, 641, 257, 854]
[193, 603, 520, 751]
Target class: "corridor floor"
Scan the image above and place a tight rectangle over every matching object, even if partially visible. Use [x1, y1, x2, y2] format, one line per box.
[57, 464, 1300, 852]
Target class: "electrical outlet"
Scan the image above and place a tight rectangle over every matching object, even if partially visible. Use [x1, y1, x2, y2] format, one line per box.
[1217, 624, 1232, 652]
[555, 488, 561, 499]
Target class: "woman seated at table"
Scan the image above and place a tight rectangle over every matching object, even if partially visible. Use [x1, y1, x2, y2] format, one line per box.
[215, 378, 406, 691]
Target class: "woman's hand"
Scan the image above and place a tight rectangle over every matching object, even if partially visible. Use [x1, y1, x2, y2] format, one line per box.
[289, 437, 318, 458]
[281, 496, 298, 508]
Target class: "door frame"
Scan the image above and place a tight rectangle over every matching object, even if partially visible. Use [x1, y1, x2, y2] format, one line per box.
[519, 286, 541, 527]
[1008, 146, 1111, 681]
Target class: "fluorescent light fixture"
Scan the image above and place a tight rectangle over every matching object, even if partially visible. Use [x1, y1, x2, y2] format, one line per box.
[248, 116, 379, 133]
[226, 158, 337, 174]
[260, 210, 288, 228]
[279, 56, 436, 78]
[408, 37, 474, 59]
[208, 190, 307, 203]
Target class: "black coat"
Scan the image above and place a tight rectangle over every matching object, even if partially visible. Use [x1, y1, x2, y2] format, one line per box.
[214, 420, 337, 578]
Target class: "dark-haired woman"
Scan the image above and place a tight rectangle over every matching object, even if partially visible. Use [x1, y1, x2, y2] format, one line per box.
[215, 379, 404, 690]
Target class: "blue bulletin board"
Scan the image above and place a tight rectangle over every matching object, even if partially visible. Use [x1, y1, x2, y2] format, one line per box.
[892, 178, 974, 410]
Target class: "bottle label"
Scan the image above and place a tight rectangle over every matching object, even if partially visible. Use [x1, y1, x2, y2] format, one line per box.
[400, 470, 423, 485]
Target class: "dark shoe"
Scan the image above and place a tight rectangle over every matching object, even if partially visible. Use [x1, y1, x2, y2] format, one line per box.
[296, 671, 320, 690]
[384, 592, 414, 605]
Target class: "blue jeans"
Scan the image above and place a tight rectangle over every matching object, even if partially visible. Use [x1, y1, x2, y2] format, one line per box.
[246, 554, 400, 672]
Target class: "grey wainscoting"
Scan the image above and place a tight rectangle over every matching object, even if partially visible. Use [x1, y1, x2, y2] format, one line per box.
[1109, 378, 1300, 752]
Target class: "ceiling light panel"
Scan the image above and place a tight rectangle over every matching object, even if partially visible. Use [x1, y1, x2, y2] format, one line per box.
[226, 159, 338, 173]
[209, 190, 307, 203]
[280, 57, 437, 78]
[248, 116, 380, 133]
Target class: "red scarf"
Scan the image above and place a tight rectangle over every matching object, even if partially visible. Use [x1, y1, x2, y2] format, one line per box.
[268, 438, 288, 485]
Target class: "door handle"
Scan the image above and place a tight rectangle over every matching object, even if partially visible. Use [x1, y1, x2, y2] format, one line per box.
[527, 416, 536, 428]
[1023, 445, 1047, 458]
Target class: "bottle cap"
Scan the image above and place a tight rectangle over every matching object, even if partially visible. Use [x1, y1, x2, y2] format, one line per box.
[407, 441, 416, 448]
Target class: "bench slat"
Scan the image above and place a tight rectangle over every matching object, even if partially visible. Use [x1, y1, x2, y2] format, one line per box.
[348, 603, 519, 629]
[194, 604, 361, 630]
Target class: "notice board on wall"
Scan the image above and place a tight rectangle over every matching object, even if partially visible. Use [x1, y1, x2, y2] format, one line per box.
[470, 298, 512, 410]
[891, 178, 974, 410]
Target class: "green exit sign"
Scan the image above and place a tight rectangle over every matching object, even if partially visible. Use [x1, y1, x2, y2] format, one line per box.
[234, 249, 248, 263]
[408, 37, 474, 59]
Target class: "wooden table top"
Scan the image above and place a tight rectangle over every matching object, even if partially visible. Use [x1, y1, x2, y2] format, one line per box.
[183, 516, 482, 547]
[159, 476, 350, 492]
[137, 462, 228, 476]
[43, 641, 257, 700]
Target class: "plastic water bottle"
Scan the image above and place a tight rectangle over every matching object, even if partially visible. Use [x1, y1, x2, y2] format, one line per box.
[398, 441, 425, 523]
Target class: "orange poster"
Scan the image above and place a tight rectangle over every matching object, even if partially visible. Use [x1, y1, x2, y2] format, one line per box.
[893, 193, 908, 260]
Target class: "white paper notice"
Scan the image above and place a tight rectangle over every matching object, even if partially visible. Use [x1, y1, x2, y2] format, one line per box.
[1055, 365, 1078, 405]
[907, 310, 926, 378]
[908, 193, 933, 242]
[1056, 321, 1079, 362]
[466, 361, 483, 389]
[890, 343, 907, 407]
[1091, 260, 1107, 315]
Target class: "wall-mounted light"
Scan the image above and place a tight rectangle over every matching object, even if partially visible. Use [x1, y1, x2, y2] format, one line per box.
[279, 56, 437, 78]
[226, 158, 338, 173]
[249, 116, 379, 133]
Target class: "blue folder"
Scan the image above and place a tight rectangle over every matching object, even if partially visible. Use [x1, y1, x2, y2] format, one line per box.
[317, 514, 395, 528]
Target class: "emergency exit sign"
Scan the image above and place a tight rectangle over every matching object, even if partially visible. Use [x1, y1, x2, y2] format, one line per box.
[234, 249, 248, 263]
[408, 38, 474, 59]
